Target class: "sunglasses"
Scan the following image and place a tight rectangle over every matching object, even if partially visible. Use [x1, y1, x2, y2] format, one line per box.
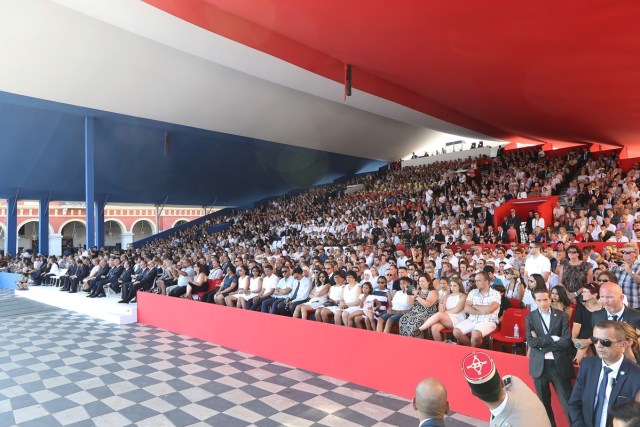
[590, 337, 623, 347]
[621, 251, 635, 254]
[567, 251, 578, 254]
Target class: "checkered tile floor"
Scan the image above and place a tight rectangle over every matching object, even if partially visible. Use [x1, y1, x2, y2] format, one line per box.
[0, 288, 17, 299]
[0, 289, 487, 426]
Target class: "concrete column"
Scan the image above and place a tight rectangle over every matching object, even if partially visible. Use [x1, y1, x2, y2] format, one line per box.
[85, 116, 95, 248]
[39, 199, 50, 255]
[48, 234, 63, 256]
[4, 197, 17, 256]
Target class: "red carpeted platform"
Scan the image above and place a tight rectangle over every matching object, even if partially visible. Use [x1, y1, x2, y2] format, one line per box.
[138, 292, 568, 425]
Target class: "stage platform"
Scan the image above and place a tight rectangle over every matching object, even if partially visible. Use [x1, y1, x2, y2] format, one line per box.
[15, 286, 137, 324]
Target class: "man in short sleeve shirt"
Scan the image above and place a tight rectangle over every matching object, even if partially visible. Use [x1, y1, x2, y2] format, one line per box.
[453, 272, 501, 347]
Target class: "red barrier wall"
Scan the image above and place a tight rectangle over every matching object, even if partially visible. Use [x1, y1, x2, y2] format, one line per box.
[137, 293, 568, 426]
[494, 196, 557, 232]
[620, 157, 640, 172]
[458, 242, 625, 254]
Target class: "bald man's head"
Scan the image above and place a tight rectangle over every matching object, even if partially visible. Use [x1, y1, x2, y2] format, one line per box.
[600, 282, 625, 313]
[413, 377, 449, 421]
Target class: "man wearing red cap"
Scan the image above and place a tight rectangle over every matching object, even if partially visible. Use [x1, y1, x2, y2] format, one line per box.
[462, 351, 551, 426]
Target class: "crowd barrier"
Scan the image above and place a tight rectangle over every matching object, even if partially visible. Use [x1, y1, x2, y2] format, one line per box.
[455, 242, 626, 254]
[138, 292, 568, 426]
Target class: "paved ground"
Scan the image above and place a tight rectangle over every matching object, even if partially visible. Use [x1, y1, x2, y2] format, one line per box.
[0, 288, 487, 426]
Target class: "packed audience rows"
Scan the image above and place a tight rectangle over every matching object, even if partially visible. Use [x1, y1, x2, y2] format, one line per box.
[2, 148, 639, 358]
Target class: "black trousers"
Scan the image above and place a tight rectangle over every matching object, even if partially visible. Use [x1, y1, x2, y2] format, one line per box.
[201, 287, 221, 303]
[533, 359, 572, 427]
[120, 281, 134, 302]
[275, 299, 308, 316]
[168, 286, 187, 298]
[90, 278, 112, 296]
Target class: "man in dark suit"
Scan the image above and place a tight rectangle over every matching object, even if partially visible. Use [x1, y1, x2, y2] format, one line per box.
[85, 259, 110, 296]
[119, 260, 148, 303]
[413, 377, 448, 427]
[119, 260, 157, 304]
[109, 261, 134, 294]
[591, 283, 640, 331]
[526, 288, 573, 427]
[89, 258, 124, 298]
[569, 320, 640, 427]
[67, 258, 90, 293]
[506, 209, 522, 243]
[59, 259, 79, 292]
[496, 225, 510, 244]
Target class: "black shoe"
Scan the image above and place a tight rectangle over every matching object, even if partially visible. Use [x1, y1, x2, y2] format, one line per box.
[68, 291, 76, 294]
[87, 294, 94, 298]
[130, 298, 137, 303]
[96, 294, 106, 298]
[118, 300, 128, 304]
[60, 288, 68, 292]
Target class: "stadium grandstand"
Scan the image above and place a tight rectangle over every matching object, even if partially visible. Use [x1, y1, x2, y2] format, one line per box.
[2, 2, 640, 426]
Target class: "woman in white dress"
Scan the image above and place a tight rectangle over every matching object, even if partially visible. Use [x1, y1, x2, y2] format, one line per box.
[236, 266, 263, 309]
[334, 271, 362, 326]
[503, 268, 525, 301]
[418, 277, 467, 341]
[317, 273, 346, 323]
[225, 265, 249, 307]
[376, 277, 412, 333]
[342, 282, 375, 328]
[294, 271, 331, 320]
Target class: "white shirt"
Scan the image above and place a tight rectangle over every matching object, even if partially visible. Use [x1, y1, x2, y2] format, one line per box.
[262, 273, 279, 293]
[537, 309, 561, 359]
[467, 288, 501, 324]
[525, 254, 551, 279]
[596, 355, 625, 427]
[606, 306, 625, 321]
[608, 235, 629, 242]
[532, 217, 545, 229]
[489, 391, 509, 419]
[290, 276, 312, 302]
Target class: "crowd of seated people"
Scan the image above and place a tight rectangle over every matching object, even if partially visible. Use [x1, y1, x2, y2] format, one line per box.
[119, 150, 634, 346]
[3, 148, 639, 358]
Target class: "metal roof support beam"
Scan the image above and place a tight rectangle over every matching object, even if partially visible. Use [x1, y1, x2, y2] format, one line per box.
[203, 198, 218, 215]
[95, 200, 105, 249]
[84, 116, 95, 249]
[155, 196, 169, 233]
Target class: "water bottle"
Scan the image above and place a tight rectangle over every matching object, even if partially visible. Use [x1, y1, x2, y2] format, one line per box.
[513, 323, 520, 338]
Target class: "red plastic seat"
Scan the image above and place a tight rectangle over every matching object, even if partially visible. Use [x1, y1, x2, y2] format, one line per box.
[569, 303, 577, 330]
[194, 278, 222, 300]
[490, 308, 529, 354]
